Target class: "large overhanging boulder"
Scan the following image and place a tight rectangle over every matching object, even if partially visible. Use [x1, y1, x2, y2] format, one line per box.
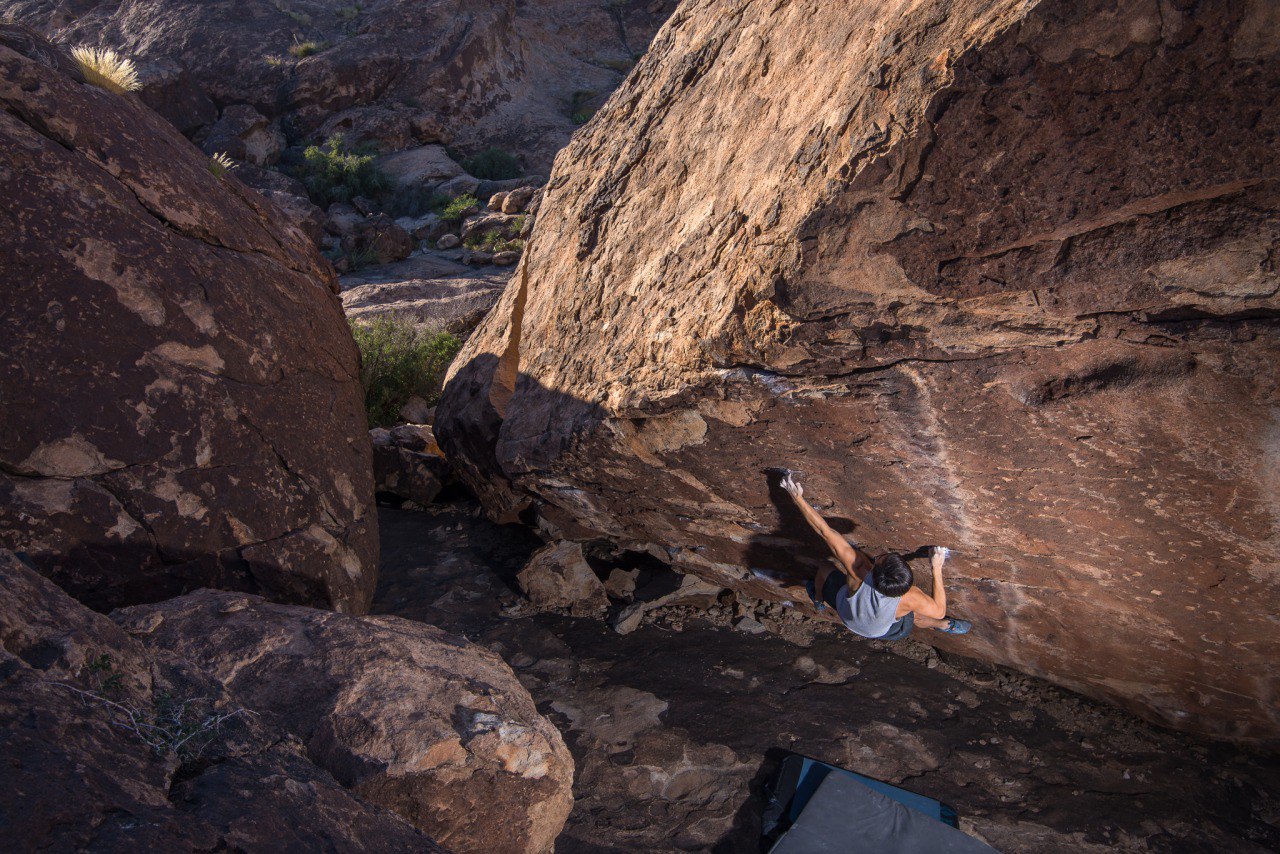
[0, 26, 378, 612]
[436, 0, 1280, 747]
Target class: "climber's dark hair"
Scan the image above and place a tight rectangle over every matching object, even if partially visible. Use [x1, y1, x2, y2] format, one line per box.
[871, 553, 913, 597]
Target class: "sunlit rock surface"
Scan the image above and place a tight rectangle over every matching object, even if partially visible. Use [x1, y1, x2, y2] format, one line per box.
[437, 0, 1280, 746]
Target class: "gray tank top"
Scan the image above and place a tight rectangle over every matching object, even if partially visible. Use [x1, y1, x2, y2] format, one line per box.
[837, 580, 902, 638]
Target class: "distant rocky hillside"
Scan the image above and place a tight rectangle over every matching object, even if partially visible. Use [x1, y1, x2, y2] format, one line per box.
[1, 0, 673, 168]
[437, 0, 1280, 747]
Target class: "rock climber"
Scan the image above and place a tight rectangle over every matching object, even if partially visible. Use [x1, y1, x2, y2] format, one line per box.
[778, 471, 971, 640]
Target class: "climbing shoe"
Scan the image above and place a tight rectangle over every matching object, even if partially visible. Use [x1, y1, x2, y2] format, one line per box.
[805, 579, 826, 611]
[939, 618, 971, 634]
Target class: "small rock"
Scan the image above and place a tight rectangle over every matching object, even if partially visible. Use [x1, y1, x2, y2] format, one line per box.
[735, 617, 767, 634]
[436, 173, 481, 198]
[436, 233, 461, 249]
[492, 250, 520, 266]
[604, 568, 640, 600]
[399, 396, 435, 424]
[488, 191, 510, 211]
[199, 104, 284, 166]
[370, 427, 449, 505]
[463, 249, 494, 265]
[502, 186, 536, 214]
[517, 542, 609, 617]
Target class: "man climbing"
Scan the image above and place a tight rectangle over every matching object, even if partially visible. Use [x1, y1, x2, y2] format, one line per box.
[779, 471, 971, 640]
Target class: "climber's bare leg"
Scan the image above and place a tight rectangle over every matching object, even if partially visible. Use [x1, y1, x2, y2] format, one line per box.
[914, 614, 950, 630]
[813, 561, 838, 598]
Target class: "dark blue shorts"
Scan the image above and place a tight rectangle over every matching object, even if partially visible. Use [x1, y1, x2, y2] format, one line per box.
[821, 570, 914, 641]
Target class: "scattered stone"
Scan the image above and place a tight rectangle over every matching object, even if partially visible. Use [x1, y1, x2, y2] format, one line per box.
[399, 396, 435, 425]
[501, 185, 536, 214]
[262, 189, 327, 245]
[436, 173, 481, 199]
[199, 104, 285, 166]
[371, 427, 450, 506]
[493, 250, 521, 266]
[436, 233, 461, 249]
[461, 210, 521, 242]
[114, 590, 574, 854]
[611, 575, 724, 635]
[604, 568, 640, 600]
[401, 212, 445, 242]
[488, 191, 510, 211]
[517, 541, 609, 617]
[735, 616, 766, 634]
[462, 248, 494, 266]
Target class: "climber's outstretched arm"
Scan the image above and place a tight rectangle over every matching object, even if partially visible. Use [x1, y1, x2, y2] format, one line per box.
[900, 547, 948, 619]
[780, 473, 859, 577]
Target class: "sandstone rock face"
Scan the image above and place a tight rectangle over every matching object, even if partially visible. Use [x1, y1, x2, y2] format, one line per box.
[116, 590, 574, 854]
[437, 0, 1280, 746]
[5, 0, 675, 169]
[0, 552, 443, 852]
[0, 28, 378, 612]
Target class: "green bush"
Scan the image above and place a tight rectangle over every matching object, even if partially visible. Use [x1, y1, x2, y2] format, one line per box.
[461, 147, 521, 180]
[350, 315, 461, 427]
[463, 230, 524, 254]
[569, 90, 596, 125]
[295, 134, 389, 206]
[438, 193, 478, 221]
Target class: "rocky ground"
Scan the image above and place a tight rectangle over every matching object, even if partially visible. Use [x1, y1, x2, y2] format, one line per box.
[375, 501, 1280, 853]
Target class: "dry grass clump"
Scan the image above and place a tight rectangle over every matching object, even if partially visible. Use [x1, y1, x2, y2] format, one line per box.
[208, 152, 238, 179]
[71, 45, 141, 94]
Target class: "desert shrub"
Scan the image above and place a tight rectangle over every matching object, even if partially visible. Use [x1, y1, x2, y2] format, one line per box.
[288, 39, 324, 58]
[264, 54, 287, 67]
[464, 230, 524, 254]
[569, 90, 596, 125]
[56, 653, 254, 763]
[350, 315, 461, 427]
[71, 45, 141, 94]
[294, 134, 389, 206]
[439, 193, 479, 221]
[207, 151, 237, 179]
[345, 244, 382, 271]
[461, 147, 520, 180]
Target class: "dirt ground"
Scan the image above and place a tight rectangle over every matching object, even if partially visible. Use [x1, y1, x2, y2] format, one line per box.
[374, 502, 1280, 853]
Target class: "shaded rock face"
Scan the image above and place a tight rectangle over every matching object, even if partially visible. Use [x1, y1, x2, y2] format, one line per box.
[116, 589, 575, 854]
[0, 28, 378, 613]
[437, 0, 1280, 746]
[370, 425, 450, 506]
[0, 552, 443, 852]
[4, 0, 675, 168]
